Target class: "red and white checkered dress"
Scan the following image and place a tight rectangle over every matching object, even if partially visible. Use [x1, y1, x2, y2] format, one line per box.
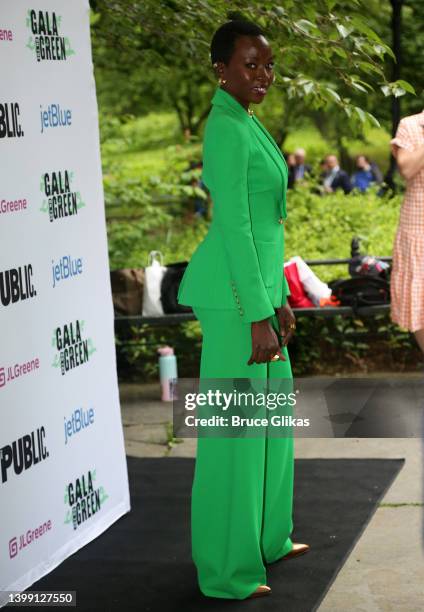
[390, 110, 424, 331]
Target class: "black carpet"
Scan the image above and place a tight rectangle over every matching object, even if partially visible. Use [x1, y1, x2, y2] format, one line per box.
[29, 457, 404, 612]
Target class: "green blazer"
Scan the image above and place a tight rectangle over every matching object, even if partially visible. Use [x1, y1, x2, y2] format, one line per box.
[177, 86, 291, 323]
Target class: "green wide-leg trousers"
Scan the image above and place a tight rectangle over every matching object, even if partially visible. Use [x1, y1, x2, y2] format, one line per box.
[191, 307, 294, 599]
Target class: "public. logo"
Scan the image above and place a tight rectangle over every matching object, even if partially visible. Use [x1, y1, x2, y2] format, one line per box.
[52, 320, 96, 376]
[9, 520, 52, 559]
[0, 264, 36, 308]
[26, 10, 74, 62]
[0, 426, 49, 485]
[64, 407, 95, 445]
[52, 255, 83, 288]
[40, 170, 86, 222]
[40, 103, 72, 133]
[64, 469, 108, 530]
[0, 102, 24, 138]
[0, 357, 40, 389]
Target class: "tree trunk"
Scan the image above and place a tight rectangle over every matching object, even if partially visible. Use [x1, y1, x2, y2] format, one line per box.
[385, 0, 403, 193]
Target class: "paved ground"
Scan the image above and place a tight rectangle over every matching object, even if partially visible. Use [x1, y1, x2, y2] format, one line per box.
[119, 378, 424, 611]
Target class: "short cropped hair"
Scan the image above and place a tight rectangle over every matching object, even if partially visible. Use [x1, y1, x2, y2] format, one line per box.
[210, 19, 264, 66]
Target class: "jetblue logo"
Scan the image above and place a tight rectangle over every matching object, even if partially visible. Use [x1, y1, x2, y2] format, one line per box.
[52, 255, 83, 288]
[64, 407, 95, 445]
[40, 104, 72, 133]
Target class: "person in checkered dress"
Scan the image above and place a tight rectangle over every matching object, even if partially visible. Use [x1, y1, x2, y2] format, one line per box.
[390, 109, 424, 352]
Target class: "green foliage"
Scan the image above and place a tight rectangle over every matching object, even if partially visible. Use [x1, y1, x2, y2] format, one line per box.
[284, 184, 402, 281]
[290, 312, 423, 376]
[90, 0, 414, 140]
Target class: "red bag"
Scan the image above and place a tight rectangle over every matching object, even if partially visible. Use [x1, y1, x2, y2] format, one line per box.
[284, 262, 315, 308]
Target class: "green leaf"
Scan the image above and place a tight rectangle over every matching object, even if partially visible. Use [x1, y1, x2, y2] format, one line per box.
[325, 87, 341, 102]
[349, 16, 384, 44]
[355, 106, 366, 122]
[303, 81, 314, 94]
[357, 61, 383, 76]
[336, 23, 354, 38]
[394, 80, 416, 95]
[332, 47, 348, 59]
[366, 112, 381, 128]
[351, 81, 368, 93]
[295, 19, 317, 35]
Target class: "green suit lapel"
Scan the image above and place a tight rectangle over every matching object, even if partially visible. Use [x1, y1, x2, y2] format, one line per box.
[210, 87, 287, 219]
[251, 115, 288, 218]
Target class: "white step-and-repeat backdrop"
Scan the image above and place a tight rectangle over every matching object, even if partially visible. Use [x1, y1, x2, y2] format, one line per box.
[0, 1, 131, 603]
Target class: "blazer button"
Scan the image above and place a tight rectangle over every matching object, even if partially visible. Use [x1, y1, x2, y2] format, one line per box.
[278, 217, 284, 224]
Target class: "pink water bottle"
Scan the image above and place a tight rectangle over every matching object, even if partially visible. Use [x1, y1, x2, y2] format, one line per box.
[157, 346, 178, 401]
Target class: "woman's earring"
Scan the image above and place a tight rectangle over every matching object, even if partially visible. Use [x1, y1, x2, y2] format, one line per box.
[218, 77, 227, 85]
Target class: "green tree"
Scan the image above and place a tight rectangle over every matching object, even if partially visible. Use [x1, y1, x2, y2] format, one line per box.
[90, 0, 413, 139]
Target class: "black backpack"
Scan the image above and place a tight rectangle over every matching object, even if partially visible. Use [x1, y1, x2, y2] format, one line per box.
[160, 262, 193, 314]
[329, 276, 390, 311]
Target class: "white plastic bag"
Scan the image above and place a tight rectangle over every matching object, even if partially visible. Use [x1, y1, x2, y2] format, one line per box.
[142, 251, 166, 316]
[287, 256, 331, 306]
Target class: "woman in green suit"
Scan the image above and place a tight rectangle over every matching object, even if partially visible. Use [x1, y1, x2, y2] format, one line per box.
[178, 19, 310, 600]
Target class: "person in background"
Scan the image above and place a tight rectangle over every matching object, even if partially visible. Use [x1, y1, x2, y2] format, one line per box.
[285, 152, 296, 189]
[189, 160, 209, 218]
[293, 147, 312, 182]
[351, 154, 383, 193]
[321, 154, 352, 194]
[389, 109, 424, 353]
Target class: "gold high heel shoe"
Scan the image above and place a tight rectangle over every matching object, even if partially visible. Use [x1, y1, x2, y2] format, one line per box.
[247, 585, 271, 598]
[282, 542, 310, 560]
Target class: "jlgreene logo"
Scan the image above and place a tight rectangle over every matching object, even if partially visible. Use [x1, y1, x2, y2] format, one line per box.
[40, 170, 86, 222]
[0, 102, 24, 139]
[0, 28, 13, 42]
[0, 356, 40, 389]
[64, 469, 108, 531]
[0, 426, 49, 485]
[52, 255, 83, 288]
[9, 519, 52, 559]
[0, 264, 36, 308]
[52, 320, 96, 376]
[40, 103, 72, 133]
[26, 10, 74, 62]
[0, 197, 28, 217]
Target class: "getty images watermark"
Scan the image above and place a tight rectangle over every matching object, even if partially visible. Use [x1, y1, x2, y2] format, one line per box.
[173, 377, 302, 438]
[171, 376, 424, 439]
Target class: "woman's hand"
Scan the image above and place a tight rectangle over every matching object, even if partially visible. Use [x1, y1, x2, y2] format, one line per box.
[275, 303, 296, 346]
[248, 318, 286, 365]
